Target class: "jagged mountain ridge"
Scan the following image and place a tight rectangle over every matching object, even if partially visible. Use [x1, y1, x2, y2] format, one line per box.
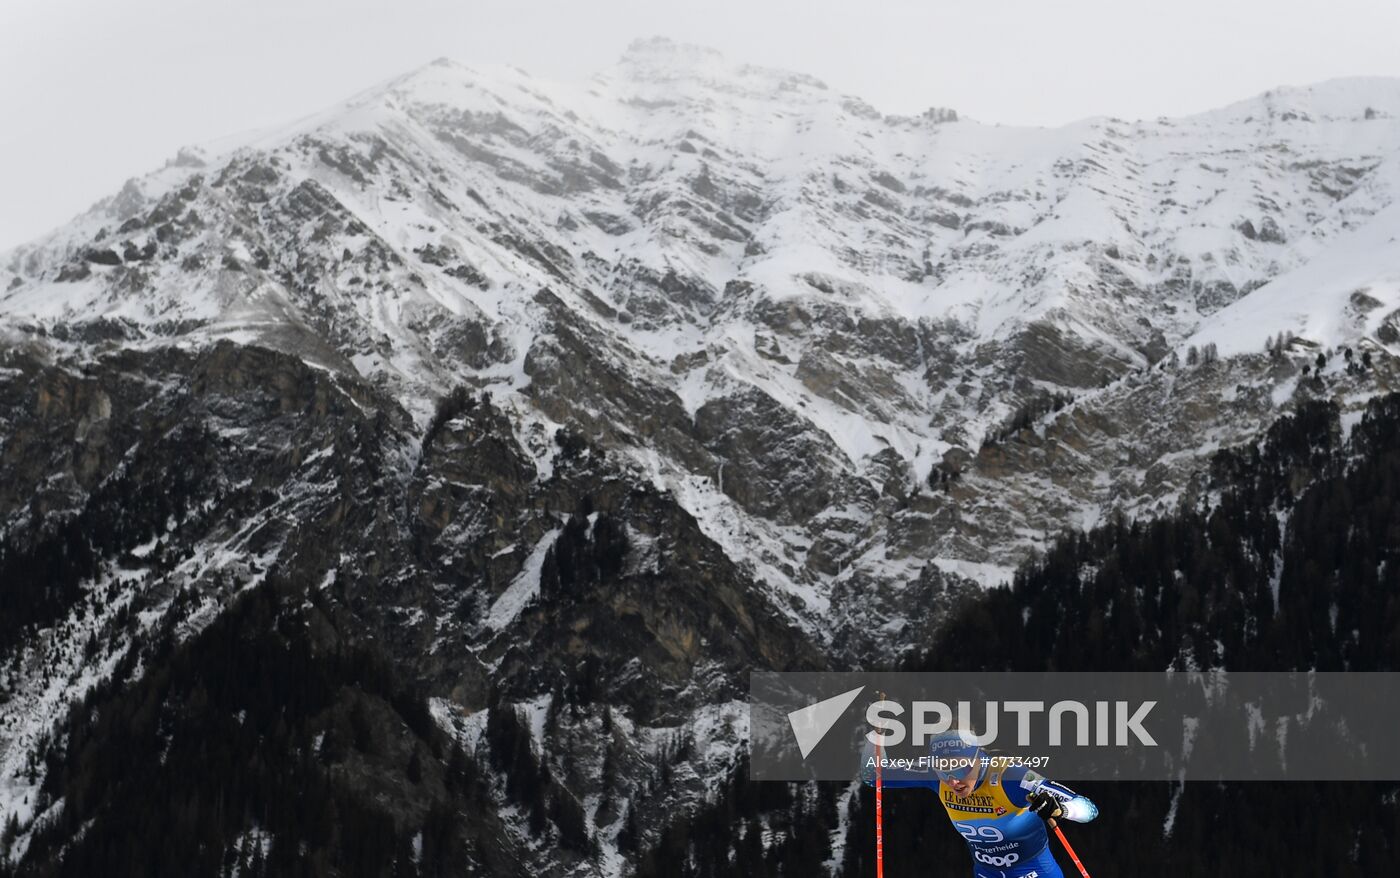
[4, 38, 1400, 874]
[4, 43, 1400, 608]
[5, 43, 1400, 591]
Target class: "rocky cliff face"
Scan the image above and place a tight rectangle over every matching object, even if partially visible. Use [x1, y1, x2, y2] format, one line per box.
[4, 39, 1400, 874]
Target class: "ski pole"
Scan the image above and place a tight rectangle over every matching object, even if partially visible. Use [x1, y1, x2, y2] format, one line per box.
[874, 727, 883, 877]
[1053, 824, 1091, 878]
[874, 691, 885, 878]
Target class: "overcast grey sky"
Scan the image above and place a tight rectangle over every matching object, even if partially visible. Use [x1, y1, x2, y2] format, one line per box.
[4, 0, 1400, 251]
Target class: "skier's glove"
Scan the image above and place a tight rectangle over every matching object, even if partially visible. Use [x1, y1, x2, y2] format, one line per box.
[1027, 791, 1063, 827]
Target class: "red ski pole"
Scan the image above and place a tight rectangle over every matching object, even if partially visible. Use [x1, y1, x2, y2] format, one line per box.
[874, 734, 884, 877]
[874, 692, 885, 878]
[1053, 824, 1091, 878]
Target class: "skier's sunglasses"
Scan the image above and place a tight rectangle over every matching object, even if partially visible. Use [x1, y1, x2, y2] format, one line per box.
[934, 755, 980, 785]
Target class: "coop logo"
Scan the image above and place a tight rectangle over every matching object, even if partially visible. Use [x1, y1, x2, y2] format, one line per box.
[975, 851, 1021, 868]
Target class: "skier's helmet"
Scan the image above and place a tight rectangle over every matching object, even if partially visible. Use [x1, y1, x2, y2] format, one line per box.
[929, 729, 983, 784]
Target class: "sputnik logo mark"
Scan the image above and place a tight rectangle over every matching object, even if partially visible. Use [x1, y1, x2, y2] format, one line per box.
[787, 686, 865, 758]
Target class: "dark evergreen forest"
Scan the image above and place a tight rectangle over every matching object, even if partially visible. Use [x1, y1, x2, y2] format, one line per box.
[8, 392, 1400, 876]
[4, 582, 514, 878]
[0, 423, 218, 657]
[650, 395, 1400, 877]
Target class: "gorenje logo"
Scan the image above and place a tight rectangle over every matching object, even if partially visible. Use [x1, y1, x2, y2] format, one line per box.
[787, 686, 864, 758]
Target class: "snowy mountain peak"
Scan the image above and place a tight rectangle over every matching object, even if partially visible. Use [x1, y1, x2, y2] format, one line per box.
[1200, 76, 1400, 126]
[614, 36, 831, 96]
[4, 51, 1400, 627]
[620, 35, 727, 68]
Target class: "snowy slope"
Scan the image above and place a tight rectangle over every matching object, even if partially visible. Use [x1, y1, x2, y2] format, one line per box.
[1189, 193, 1400, 357]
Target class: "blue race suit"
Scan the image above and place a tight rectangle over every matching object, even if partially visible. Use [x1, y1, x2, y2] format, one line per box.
[863, 756, 1097, 878]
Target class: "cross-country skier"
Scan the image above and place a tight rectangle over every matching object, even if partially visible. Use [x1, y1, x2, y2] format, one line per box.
[862, 730, 1098, 878]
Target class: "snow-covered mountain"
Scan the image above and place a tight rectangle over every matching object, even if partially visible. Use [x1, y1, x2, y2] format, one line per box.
[4, 38, 1400, 874]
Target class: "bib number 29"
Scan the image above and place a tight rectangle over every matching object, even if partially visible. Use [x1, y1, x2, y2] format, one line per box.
[955, 823, 1004, 843]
